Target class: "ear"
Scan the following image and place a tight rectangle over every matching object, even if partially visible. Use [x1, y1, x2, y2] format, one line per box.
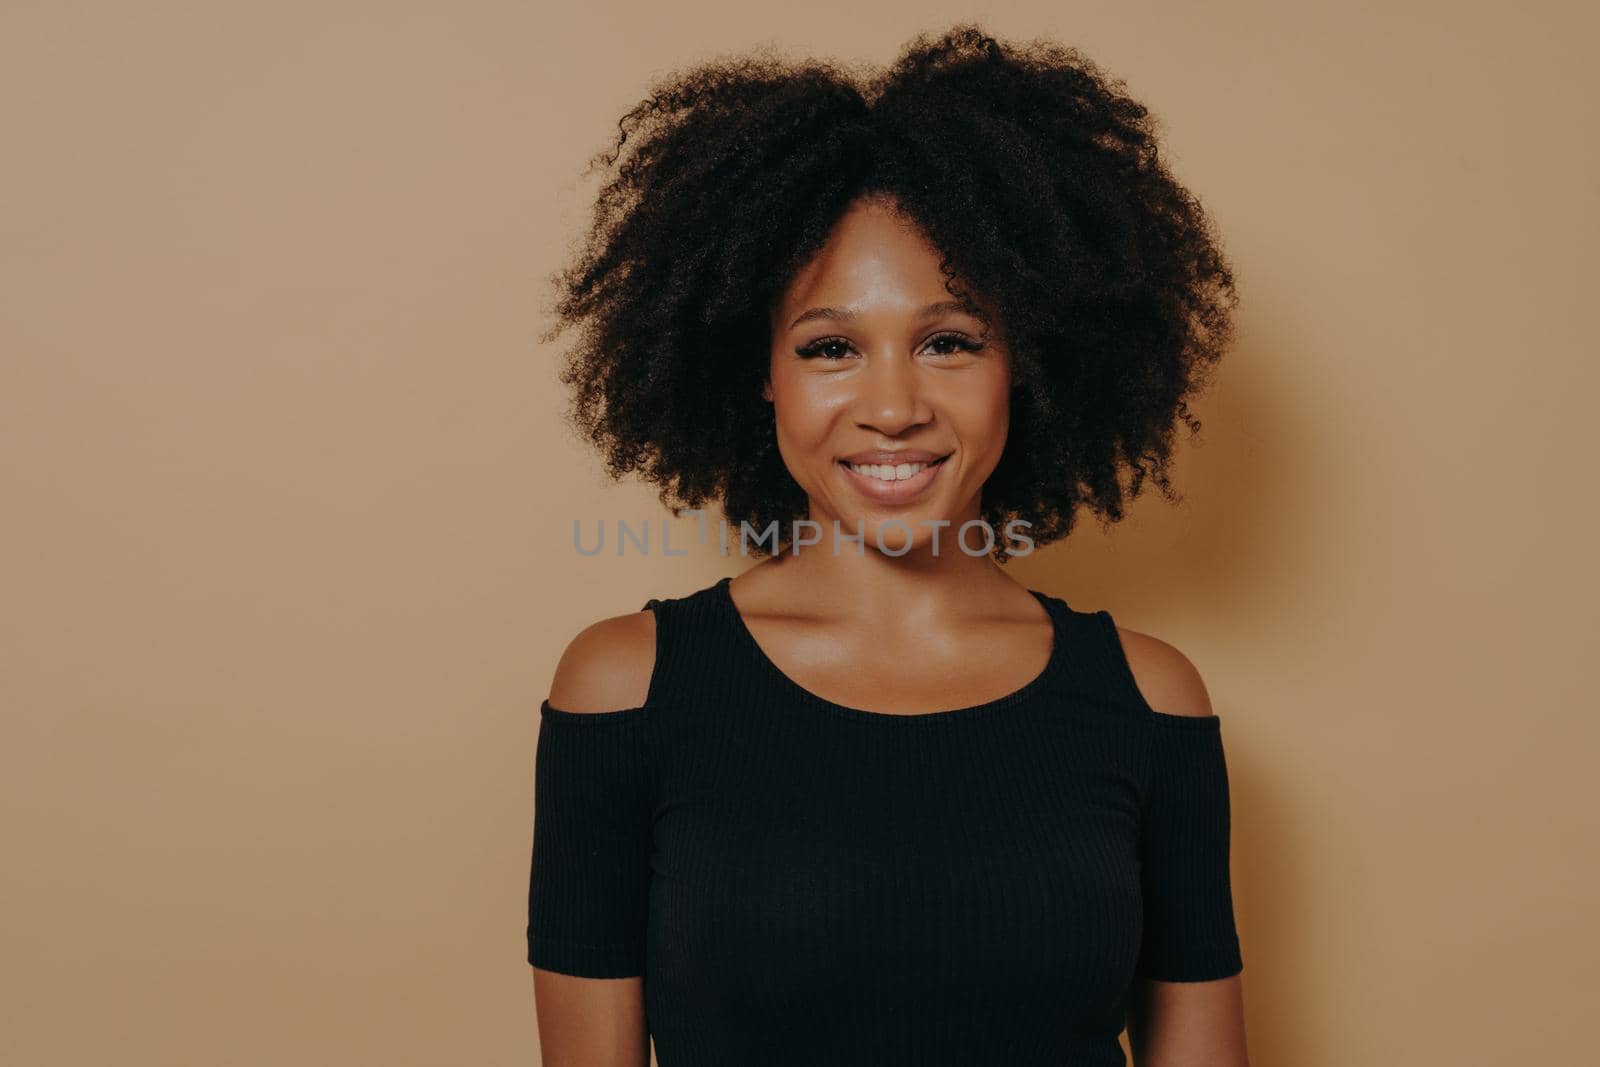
[761, 379, 773, 402]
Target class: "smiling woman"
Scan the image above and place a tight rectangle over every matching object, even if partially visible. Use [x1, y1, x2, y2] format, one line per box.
[530, 21, 1248, 1067]
[544, 24, 1236, 561]
[761, 194, 1016, 541]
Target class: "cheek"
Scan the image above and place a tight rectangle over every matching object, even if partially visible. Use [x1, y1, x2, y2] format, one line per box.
[771, 374, 849, 443]
[938, 373, 1011, 451]
[769, 402, 824, 467]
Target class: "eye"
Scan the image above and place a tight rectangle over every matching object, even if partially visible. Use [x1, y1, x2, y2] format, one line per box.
[794, 336, 856, 360]
[795, 332, 988, 361]
[924, 331, 987, 357]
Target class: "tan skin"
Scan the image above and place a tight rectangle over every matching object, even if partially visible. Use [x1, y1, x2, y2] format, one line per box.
[533, 194, 1249, 1066]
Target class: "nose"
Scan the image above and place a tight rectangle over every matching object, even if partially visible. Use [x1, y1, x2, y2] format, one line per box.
[854, 350, 933, 436]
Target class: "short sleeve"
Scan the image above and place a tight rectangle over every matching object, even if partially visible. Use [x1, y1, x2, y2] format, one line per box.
[1134, 715, 1244, 982]
[525, 698, 654, 977]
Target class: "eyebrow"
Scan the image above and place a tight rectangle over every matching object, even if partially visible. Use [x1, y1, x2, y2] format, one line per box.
[787, 299, 974, 331]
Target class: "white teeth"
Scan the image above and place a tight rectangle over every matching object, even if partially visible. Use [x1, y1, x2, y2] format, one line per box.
[845, 460, 935, 482]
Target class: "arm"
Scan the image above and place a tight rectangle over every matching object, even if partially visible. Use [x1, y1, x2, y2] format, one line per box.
[532, 967, 649, 1067]
[1126, 973, 1248, 1067]
[529, 609, 657, 1067]
[1117, 626, 1250, 1067]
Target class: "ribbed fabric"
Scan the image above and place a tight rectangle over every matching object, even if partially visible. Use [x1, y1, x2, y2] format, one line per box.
[527, 576, 1242, 1066]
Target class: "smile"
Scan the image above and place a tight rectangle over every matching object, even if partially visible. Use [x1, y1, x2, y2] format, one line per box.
[837, 455, 950, 503]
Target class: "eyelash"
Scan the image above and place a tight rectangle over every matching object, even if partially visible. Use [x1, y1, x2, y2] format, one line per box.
[794, 332, 987, 361]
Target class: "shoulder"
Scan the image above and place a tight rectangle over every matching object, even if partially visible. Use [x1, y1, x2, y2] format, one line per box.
[1114, 624, 1215, 718]
[546, 608, 658, 713]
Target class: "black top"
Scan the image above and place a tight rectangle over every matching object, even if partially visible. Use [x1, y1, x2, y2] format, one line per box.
[527, 576, 1243, 1066]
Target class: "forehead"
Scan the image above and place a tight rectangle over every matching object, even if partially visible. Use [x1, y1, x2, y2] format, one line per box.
[773, 198, 957, 319]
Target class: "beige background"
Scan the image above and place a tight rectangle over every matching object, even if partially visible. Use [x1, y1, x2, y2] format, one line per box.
[2, 2, 1594, 1064]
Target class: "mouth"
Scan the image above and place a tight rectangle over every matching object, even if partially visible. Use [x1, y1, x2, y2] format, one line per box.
[837, 454, 952, 503]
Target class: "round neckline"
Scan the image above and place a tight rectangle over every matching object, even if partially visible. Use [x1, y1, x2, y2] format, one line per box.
[713, 574, 1067, 724]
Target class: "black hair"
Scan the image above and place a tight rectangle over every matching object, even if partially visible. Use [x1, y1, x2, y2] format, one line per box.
[543, 23, 1237, 560]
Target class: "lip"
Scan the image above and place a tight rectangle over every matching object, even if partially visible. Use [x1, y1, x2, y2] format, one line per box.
[837, 454, 950, 505]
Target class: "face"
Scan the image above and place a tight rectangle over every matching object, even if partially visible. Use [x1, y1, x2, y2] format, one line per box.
[764, 195, 1012, 558]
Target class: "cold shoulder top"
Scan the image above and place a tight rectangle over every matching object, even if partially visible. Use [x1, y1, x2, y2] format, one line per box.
[526, 576, 1243, 1066]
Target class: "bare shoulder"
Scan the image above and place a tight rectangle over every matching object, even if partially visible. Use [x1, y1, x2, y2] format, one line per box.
[545, 607, 657, 713]
[1114, 625, 1215, 718]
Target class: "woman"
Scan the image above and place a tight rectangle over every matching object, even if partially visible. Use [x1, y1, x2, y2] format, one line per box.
[528, 23, 1249, 1067]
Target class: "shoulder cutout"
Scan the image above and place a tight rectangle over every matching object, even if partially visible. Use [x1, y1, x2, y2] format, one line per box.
[545, 608, 657, 713]
[1114, 625, 1215, 718]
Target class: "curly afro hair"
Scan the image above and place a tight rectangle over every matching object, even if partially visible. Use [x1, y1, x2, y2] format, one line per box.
[542, 23, 1237, 561]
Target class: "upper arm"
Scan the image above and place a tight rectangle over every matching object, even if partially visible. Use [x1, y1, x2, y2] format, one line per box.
[1126, 974, 1249, 1067]
[532, 966, 650, 1067]
[546, 608, 658, 713]
[530, 606, 659, 1067]
[1115, 626, 1249, 1065]
[1115, 625, 1215, 718]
